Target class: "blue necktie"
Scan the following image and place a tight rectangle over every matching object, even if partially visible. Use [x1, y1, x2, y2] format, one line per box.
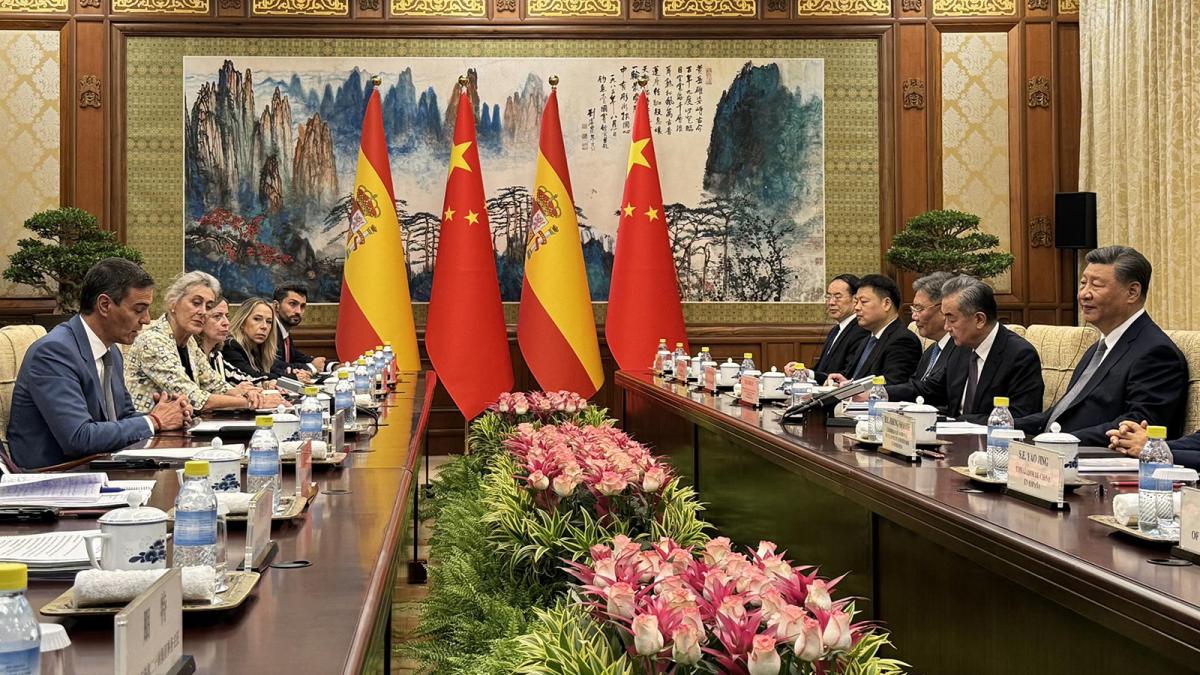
[852, 336, 878, 378]
[818, 324, 841, 366]
[922, 343, 942, 379]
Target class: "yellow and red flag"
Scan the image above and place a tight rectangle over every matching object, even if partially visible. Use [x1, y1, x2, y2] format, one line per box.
[605, 89, 688, 370]
[335, 87, 420, 369]
[425, 90, 514, 419]
[517, 85, 604, 398]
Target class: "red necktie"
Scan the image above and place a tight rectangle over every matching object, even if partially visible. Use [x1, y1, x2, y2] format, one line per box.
[284, 335, 291, 363]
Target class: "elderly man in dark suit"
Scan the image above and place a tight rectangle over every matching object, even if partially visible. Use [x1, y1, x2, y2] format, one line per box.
[828, 274, 922, 387]
[802, 274, 870, 384]
[7, 258, 190, 470]
[1017, 246, 1188, 446]
[888, 275, 1044, 422]
[907, 271, 956, 385]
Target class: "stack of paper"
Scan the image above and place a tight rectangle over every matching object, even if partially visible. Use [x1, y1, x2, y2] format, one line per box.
[188, 420, 259, 435]
[936, 421, 989, 436]
[1078, 457, 1139, 473]
[0, 530, 99, 574]
[0, 473, 147, 509]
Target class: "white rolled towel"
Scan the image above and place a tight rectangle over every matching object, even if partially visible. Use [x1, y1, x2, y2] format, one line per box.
[73, 566, 217, 607]
[1112, 491, 1183, 526]
[355, 393, 374, 407]
[280, 440, 329, 460]
[216, 491, 253, 515]
[967, 451, 990, 475]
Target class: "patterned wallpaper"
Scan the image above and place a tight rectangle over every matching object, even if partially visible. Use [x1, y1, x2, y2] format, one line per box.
[125, 37, 879, 326]
[940, 31, 1012, 293]
[0, 30, 60, 297]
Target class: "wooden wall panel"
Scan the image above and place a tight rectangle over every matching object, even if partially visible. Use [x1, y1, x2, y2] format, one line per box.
[1024, 21, 1055, 306]
[72, 20, 106, 228]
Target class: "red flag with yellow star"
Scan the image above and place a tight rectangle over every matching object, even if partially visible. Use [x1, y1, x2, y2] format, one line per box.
[425, 90, 514, 419]
[605, 90, 688, 370]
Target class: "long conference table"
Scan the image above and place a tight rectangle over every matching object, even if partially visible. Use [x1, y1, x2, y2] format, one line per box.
[616, 370, 1200, 675]
[0, 371, 434, 674]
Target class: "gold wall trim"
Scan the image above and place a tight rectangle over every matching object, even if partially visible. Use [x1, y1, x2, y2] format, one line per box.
[796, 0, 889, 16]
[932, 0, 1013, 15]
[527, 0, 621, 16]
[1057, 0, 1077, 13]
[662, 0, 755, 17]
[390, 0, 483, 16]
[112, 0, 208, 13]
[252, 0, 346, 13]
[0, 0, 67, 11]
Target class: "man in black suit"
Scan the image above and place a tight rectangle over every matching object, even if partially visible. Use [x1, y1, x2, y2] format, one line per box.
[1016, 246, 1188, 445]
[273, 284, 327, 381]
[1108, 421, 1200, 471]
[888, 275, 1044, 422]
[829, 274, 921, 387]
[907, 271, 956, 385]
[805, 274, 870, 384]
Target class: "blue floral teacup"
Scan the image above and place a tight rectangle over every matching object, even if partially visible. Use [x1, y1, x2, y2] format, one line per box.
[84, 505, 170, 571]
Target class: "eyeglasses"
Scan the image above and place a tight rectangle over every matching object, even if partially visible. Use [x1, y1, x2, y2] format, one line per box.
[909, 302, 941, 314]
[825, 293, 849, 301]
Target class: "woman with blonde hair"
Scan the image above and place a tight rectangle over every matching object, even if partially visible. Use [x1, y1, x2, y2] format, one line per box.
[125, 271, 278, 412]
[222, 298, 285, 380]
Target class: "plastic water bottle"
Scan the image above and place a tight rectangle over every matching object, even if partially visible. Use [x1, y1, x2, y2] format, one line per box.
[1138, 425, 1175, 535]
[0, 563, 39, 674]
[299, 385, 323, 444]
[867, 376, 887, 440]
[174, 460, 218, 568]
[247, 416, 281, 513]
[335, 369, 357, 428]
[354, 358, 370, 396]
[788, 363, 813, 407]
[737, 352, 756, 378]
[382, 342, 395, 367]
[986, 397, 1015, 479]
[652, 338, 670, 374]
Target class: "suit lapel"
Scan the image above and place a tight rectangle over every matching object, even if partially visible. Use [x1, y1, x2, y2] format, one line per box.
[866, 321, 898, 376]
[67, 316, 106, 419]
[1059, 314, 1147, 416]
[972, 326, 1007, 411]
[945, 347, 970, 416]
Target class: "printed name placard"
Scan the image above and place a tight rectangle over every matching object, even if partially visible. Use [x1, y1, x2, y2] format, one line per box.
[881, 412, 918, 459]
[332, 410, 345, 454]
[114, 567, 182, 675]
[295, 440, 313, 499]
[1180, 487, 1200, 556]
[244, 487, 274, 571]
[675, 358, 689, 383]
[703, 365, 717, 392]
[1006, 441, 1065, 506]
[739, 375, 759, 406]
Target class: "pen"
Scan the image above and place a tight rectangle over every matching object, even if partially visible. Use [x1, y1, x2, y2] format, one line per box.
[99, 486, 124, 493]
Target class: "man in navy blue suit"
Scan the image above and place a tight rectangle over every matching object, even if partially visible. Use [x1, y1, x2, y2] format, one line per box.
[1016, 246, 1188, 446]
[7, 258, 190, 470]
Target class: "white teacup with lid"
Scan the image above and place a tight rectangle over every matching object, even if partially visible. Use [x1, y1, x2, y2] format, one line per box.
[1033, 422, 1080, 482]
[901, 396, 939, 444]
[759, 367, 787, 400]
[717, 358, 740, 388]
[84, 497, 169, 571]
[192, 438, 243, 493]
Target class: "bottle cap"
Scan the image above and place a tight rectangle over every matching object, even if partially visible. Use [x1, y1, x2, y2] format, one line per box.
[384, 341, 392, 346]
[338, 370, 349, 379]
[375, 345, 383, 351]
[255, 415, 274, 427]
[1148, 425, 1167, 439]
[794, 363, 805, 370]
[304, 385, 319, 396]
[357, 359, 366, 365]
[366, 350, 374, 357]
[701, 347, 710, 352]
[0, 563, 27, 592]
[993, 396, 1010, 407]
[743, 352, 753, 359]
[184, 460, 210, 478]
[872, 376, 885, 385]
[676, 342, 684, 347]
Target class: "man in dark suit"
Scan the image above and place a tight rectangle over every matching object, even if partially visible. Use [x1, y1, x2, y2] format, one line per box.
[888, 276, 1044, 422]
[804, 274, 870, 384]
[273, 284, 327, 380]
[829, 274, 921, 387]
[907, 272, 956, 385]
[1016, 246, 1188, 446]
[1108, 421, 1200, 471]
[7, 259, 190, 470]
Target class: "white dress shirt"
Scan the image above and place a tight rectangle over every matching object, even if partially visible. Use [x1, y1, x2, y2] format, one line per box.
[961, 322, 1000, 411]
[1097, 308, 1145, 366]
[827, 314, 859, 351]
[871, 318, 897, 340]
[80, 318, 156, 433]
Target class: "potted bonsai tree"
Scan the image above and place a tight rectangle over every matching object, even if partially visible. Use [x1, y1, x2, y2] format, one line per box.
[3, 207, 145, 323]
[886, 209, 1014, 278]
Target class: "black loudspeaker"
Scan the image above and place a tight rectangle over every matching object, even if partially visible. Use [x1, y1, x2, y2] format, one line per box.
[1054, 192, 1097, 249]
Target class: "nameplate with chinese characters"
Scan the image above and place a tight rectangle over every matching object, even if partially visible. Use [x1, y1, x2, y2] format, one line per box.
[244, 487, 274, 570]
[881, 412, 918, 460]
[1006, 441, 1066, 508]
[703, 365, 717, 392]
[332, 410, 345, 453]
[114, 567, 182, 675]
[295, 440, 313, 499]
[1179, 487, 1200, 557]
[739, 376, 759, 406]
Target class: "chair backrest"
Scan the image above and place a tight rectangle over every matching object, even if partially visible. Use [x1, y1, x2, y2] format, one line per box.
[1020, 324, 1101, 410]
[0, 325, 48, 445]
[1165, 330, 1200, 435]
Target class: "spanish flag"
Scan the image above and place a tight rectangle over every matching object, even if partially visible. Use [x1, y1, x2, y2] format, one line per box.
[517, 83, 604, 398]
[335, 86, 420, 370]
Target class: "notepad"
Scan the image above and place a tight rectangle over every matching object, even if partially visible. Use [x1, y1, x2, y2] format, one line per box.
[188, 420, 259, 434]
[114, 445, 245, 461]
[1078, 457, 1139, 473]
[0, 530, 100, 572]
[0, 473, 107, 506]
[936, 421, 989, 435]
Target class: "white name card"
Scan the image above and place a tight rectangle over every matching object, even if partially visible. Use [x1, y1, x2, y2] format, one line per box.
[114, 567, 182, 675]
[295, 440, 313, 499]
[739, 375, 759, 406]
[881, 412, 918, 459]
[244, 487, 274, 571]
[1006, 441, 1065, 506]
[703, 365, 717, 392]
[1180, 487, 1200, 556]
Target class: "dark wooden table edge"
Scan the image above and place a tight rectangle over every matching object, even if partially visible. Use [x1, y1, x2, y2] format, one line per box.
[615, 370, 1200, 666]
[343, 370, 437, 675]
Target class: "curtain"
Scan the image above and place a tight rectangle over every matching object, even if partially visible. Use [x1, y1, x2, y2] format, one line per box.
[1080, 0, 1200, 330]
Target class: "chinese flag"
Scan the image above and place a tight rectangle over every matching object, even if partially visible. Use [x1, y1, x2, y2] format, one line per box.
[335, 88, 420, 369]
[425, 90, 514, 419]
[517, 86, 604, 398]
[605, 90, 688, 370]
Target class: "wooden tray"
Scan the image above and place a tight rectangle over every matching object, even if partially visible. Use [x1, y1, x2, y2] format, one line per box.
[168, 490, 313, 523]
[1088, 514, 1179, 544]
[40, 571, 261, 616]
[846, 434, 950, 449]
[950, 466, 1098, 491]
[282, 451, 347, 467]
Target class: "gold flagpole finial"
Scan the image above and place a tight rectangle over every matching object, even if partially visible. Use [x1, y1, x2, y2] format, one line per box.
[371, 75, 382, 87]
[549, 75, 559, 89]
[637, 74, 649, 89]
[458, 74, 470, 87]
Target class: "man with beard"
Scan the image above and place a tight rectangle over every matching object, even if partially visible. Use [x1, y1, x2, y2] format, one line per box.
[273, 284, 327, 382]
